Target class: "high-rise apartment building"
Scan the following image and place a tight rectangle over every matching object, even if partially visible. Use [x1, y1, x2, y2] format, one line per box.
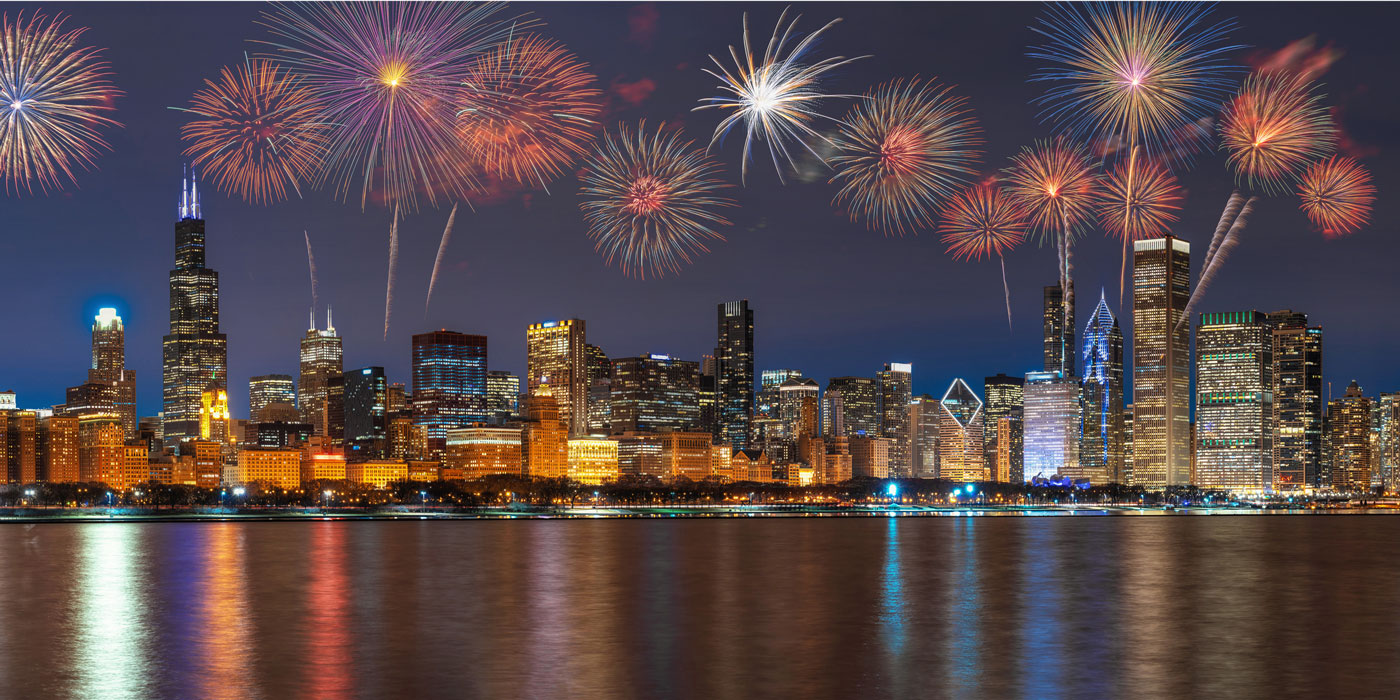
[715, 300, 754, 450]
[823, 377, 880, 438]
[299, 310, 344, 443]
[878, 363, 913, 477]
[609, 354, 702, 434]
[1266, 311, 1323, 490]
[1081, 292, 1125, 484]
[1327, 381, 1373, 492]
[162, 169, 228, 450]
[1132, 236, 1191, 488]
[1023, 371, 1082, 482]
[526, 319, 588, 435]
[1377, 393, 1400, 492]
[412, 331, 488, 455]
[938, 379, 985, 482]
[1195, 311, 1274, 491]
[1043, 281, 1075, 376]
[908, 395, 941, 479]
[249, 374, 295, 424]
[983, 373, 1024, 476]
[38, 414, 79, 483]
[0, 410, 37, 484]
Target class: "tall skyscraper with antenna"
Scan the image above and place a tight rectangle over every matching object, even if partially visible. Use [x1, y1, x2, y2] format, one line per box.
[162, 167, 228, 450]
[300, 307, 344, 443]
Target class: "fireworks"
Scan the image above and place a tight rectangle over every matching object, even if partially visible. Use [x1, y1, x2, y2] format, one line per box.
[1002, 138, 1100, 242]
[426, 203, 459, 314]
[0, 11, 121, 194]
[180, 58, 328, 205]
[259, 1, 514, 210]
[696, 8, 863, 183]
[1219, 72, 1338, 195]
[458, 33, 602, 188]
[1096, 158, 1183, 241]
[578, 121, 736, 279]
[1029, 1, 1240, 161]
[939, 183, 1028, 331]
[1298, 156, 1375, 237]
[828, 77, 983, 236]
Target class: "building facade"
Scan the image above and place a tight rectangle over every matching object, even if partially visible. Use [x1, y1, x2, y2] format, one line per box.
[412, 331, 488, 454]
[1081, 292, 1125, 484]
[715, 300, 755, 450]
[1043, 280, 1075, 376]
[1195, 311, 1274, 491]
[1327, 381, 1373, 492]
[1132, 236, 1192, 488]
[938, 379, 985, 482]
[1267, 311, 1323, 490]
[299, 311, 344, 442]
[249, 374, 295, 424]
[1023, 371, 1082, 482]
[526, 319, 588, 435]
[609, 354, 701, 434]
[878, 363, 913, 477]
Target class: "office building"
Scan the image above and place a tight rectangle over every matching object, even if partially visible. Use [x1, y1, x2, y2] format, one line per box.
[199, 385, 233, 445]
[1377, 393, 1400, 492]
[1044, 280, 1075, 376]
[715, 300, 755, 450]
[233, 446, 302, 489]
[849, 435, 891, 479]
[1023, 371, 1082, 482]
[823, 377, 880, 438]
[878, 363, 913, 476]
[345, 367, 388, 455]
[446, 427, 523, 478]
[983, 374, 1024, 477]
[1, 410, 37, 484]
[38, 414, 79, 483]
[908, 395, 941, 479]
[938, 379, 985, 482]
[1195, 311, 1274, 491]
[995, 412, 1024, 484]
[487, 370, 520, 416]
[412, 330, 488, 454]
[526, 319, 588, 435]
[609, 354, 701, 433]
[1132, 236, 1191, 488]
[80, 307, 138, 438]
[249, 374, 295, 423]
[568, 436, 619, 485]
[1327, 381, 1373, 492]
[522, 388, 569, 478]
[346, 460, 409, 489]
[77, 414, 123, 485]
[1267, 311, 1324, 490]
[299, 310, 344, 442]
[1081, 292, 1125, 484]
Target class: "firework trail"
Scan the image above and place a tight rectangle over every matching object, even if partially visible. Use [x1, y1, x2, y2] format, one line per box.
[1201, 190, 1245, 279]
[0, 10, 122, 194]
[1177, 196, 1258, 332]
[304, 229, 319, 313]
[1095, 156, 1183, 300]
[178, 57, 328, 204]
[458, 32, 602, 189]
[1298, 155, 1375, 237]
[426, 203, 459, 315]
[938, 183, 1029, 331]
[578, 121, 736, 278]
[696, 7, 865, 184]
[384, 204, 399, 340]
[829, 77, 984, 236]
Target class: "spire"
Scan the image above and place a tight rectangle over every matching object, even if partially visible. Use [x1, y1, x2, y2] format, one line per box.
[327, 305, 334, 332]
[309, 307, 315, 331]
[180, 164, 188, 219]
[191, 167, 200, 219]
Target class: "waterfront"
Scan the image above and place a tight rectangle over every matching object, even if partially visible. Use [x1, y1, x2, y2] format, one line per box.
[1, 517, 1398, 699]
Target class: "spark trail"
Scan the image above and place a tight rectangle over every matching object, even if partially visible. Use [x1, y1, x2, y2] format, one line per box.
[426, 203, 459, 316]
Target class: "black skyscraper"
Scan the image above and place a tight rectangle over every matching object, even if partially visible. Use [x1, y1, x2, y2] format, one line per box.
[715, 300, 754, 450]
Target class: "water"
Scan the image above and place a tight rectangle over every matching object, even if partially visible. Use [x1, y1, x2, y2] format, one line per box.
[1, 515, 1397, 699]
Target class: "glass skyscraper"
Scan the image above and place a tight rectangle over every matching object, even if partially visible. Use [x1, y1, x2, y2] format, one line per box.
[1195, 311, 1273, 491]
[1023, 371, 1081, 482]
[983, 373, 1024, 476]
[609, 354, 702, 434]
[1043, 280, 1075, 377]
[1132, 236, 1191, 487]
[715, 300, 754, 450]
[1080, 291, 1124, 484]
[526, 319, 588, 435]
[249, 374, 295, 424]
[823, 376, 881, 438]
[878, 363, 912, 477]
[1267, 310, 1323, 490]
[345, 366, 388, 455]
[299, 310, 343, 442]
[938, 378, 985, 482]
[412, 331, 488, 455]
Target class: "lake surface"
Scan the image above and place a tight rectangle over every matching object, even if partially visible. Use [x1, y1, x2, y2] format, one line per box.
[0, 515, 1397, 699]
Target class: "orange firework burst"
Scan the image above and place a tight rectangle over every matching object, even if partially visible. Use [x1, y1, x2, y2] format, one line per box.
[1002, 138, 1100, 242]
[939, 183, 1028, 261]
[1219, 72, 1337, 195]
[459, 33, 602, 188]
[180, 58, 329, 205]
[1298, 156, 1375, 237]
[1097, 158, 1183, 241]
[829, 77, 983, 236]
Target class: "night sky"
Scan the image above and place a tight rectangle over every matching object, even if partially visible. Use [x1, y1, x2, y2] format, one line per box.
[2, 2, 1398, 419]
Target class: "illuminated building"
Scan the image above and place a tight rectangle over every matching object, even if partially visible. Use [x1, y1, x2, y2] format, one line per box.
[1, 410, 37, 483]
[1123, 404, 1134, 484]
[0, 391, 12, 410]
[778, 378, 820, 452]
[231, 446, 301, 489]
[345, 367, 388, 456]
[487, 370, 520, 416]
[38, 414, 79, 483]
[249, 374, 295, 424]
[118, 444, 149, 491]
[1267, 311, 1324, 490]
[75, 308, 138, 439]
[938, 379, 985, 482]
[299, 310, 344, 442]
[447, 427, 523, 479]
[849, 435, 891, 479]
[199, 385, 233, 444]
[522, 388, 568, 478]
[387, 383, 408, 413]
[386, 414, 416, 460]
[568, 436, 620, 485]
[162, 169, 228, 450]
[878, 363, 913, 476]
[526, 319, 588, 435]
[983, 374, 1024, 477]
[908, 395, 941, 479]
[255, 421, 313, 449]
[1023, 371, 1082, 482]
[412, 330, 488, 455]
[300, 448, 347, 483]
[822, 377, 880, 438]
[733, 448, 776, 483]
[1195, 311, 1274, 491]
[1043, 280, 1076, 376]
[616, 432, 664, 477]
[346, 460, 409, 489]
[1081, 292, 1125, 484]
[609, 354, 701, 433]
[715, 300, 754, 450]
[660, 432, 713, 481]
[191, 440, 222, 488]
[1377, 393, 1400, 491]
[77, 414, 123, 484]
[698, 357, 718, 438]
[408, 460, 441, 482]
[1326, 381, 1373, 492]
[1132, 236, 1192, 488]
[996, 412, 1024, 483]
[710, 442, 732, 481]
[762, 369, 801, 388]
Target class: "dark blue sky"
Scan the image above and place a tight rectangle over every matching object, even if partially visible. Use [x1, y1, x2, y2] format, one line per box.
[2, 2, 1397, 418]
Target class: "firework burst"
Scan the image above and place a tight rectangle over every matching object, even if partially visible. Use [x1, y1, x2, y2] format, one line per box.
[1096, 157, 1182, 242]
[458, 32, 602, 188]
[180, 57, 329, 205]
[0, 10, 121, 194]
[939, 182, 1029, 330]
[1219, 72, 1337, 195]
[258, 1, 515, 210]
[1298, 156, 1375, 237]
[829, 77, 983, 236]
[696, 7, 864, 184]
[1003, 138, 1101, 241]
[578, 121, 736, 279]
[1028, 1, 1241, 162]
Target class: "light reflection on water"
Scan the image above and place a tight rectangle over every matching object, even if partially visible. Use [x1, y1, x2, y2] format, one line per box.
[1, 517, 1400, 698]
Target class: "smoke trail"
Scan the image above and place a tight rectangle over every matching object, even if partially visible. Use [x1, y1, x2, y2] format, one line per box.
[425, 203, 459, 316]
[1176, 196, 1259, 333]
[384, 204, 399, 340]
[1001, 255, 1013, 333]
[1201, 191, 1245, 283]
[304, 230, 318, 314]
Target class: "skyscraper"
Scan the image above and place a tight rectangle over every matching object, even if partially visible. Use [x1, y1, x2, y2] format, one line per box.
[1081, 291, 1125, 484]
[412, 331, 488, 454]
[526, 319, 588, 435]
[1023, 371, 1082, 482]
[938, 378, 985, 482]
[823, 377, 881, 437]
[162, 169, 227, 450]
[715, 300, 754, 450]
[486, 370, 521, 416]
[878, 363, 913, 477]
[609, 354, 702, 434]
[1132, 236, 1191, 488]
[1044, 280, 1075, 376]
[1194, 311, 1274, 491]
[1327, 381, 1373, 492]
[983, 373, 1024, 475]
[345, 367, 388, 455]
[1376, 393, 1399, 492]
[908, 395, 941, 479]
[299, 310, 344, 442]
[81, 307, 138, 438]
[1267, 311, 1324, 490]
[249, 374, 295, 424]
[199, 384, 233, 445]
